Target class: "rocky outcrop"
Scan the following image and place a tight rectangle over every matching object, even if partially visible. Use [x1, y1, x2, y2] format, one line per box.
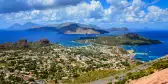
[0, 38, 51, 50]
[0, 44, 5, 49]
[17, 39, 29, 48]
[39, 38, 50, 45]
[129, 68, 168, 84]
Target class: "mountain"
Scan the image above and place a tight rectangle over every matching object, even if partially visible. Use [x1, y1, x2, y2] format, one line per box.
[8, 22, 40, 30]
[8, 23, 22, 30]
[110, 27, 129, 31]
[57, 23, 108, 34]
[28, 23, 109, 34]
[22, 22, 40, 29]
[57, 22, 101, 29]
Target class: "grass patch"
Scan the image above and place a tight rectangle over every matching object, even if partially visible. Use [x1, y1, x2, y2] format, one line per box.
[64, 70, 119, 84]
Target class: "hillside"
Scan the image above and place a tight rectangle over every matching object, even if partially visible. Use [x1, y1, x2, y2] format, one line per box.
[76, 33, 161, 46]
[129, 68, 168, 84]
[57, 23, 108, 34]
[0, 39, 135, 84]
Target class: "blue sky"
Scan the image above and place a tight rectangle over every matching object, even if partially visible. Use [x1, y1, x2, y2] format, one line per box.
[0, 0, 168, 29]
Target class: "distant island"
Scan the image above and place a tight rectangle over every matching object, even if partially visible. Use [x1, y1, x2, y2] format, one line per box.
[8, 22, 40, 30]
[76, 33, 161, 46]
[110, 27, 129, 31]
[7, 22, 132, 34]
[28, 23, 109, 34]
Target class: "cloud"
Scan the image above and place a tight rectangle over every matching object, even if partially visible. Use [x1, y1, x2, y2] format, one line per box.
[103, 0, 145, 22]
[0, 0, 84, 13]
[144, 6, 168, 22]
[0, 0, 168, 27]
[0, 0, 104, 23]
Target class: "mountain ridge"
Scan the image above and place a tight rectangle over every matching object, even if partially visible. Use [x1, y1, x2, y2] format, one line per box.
[28, 22, 109, 34]
[8, 22, 40, 30]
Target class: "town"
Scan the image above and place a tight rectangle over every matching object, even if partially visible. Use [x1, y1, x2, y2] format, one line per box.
[0, 38, 138, 84]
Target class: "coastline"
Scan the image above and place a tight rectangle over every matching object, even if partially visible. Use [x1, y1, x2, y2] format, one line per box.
[121, 45, 136, 59]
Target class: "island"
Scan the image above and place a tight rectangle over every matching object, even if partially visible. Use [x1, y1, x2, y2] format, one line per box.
[76, 33, 161, 46]
[28, 23, 109, 34]
[110, 27, 129, 31]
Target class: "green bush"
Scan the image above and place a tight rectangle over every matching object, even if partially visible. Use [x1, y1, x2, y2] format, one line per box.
[70, 70, 118, 83]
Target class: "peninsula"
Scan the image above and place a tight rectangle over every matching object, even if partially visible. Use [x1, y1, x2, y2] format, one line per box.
[76, 33, 161, 46]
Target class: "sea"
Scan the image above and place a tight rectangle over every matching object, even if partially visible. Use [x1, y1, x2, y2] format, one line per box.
[0, 30, 168, 62]
[123, 31, 168, 62]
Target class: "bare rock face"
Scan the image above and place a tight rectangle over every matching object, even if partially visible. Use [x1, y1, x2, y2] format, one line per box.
[0, 44, 5, 49]
[17, 39, 29, 48]
[0, 39, 51, 50]
[129, 68, 168, 84]
[39, 38, 50, 45]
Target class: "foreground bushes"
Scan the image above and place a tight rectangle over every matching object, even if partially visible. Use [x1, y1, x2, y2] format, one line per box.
[115, 59, 168, 84]
[64, 70, 119, 84]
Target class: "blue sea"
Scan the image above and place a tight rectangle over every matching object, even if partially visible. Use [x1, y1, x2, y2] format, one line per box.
[123, 31, 168, 62]
[0, 30, 168, 62]
[0, 30, 93, 47]
[0, 30, 127, 47]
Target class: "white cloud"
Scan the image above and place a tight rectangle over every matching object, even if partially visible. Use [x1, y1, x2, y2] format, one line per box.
[28, 0, 55, 6]
[144, 6, 168, 22]
[0, 0, 84, 13]
[0, 0, 168, 26]
[0, 0, 103, 24]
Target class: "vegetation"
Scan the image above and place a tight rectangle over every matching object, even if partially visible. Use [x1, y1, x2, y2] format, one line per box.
[64, 70, 119, 84]
[115, 58, 168, 84]
[0, 33, 162, 84]
[76, 33, 161, 46]
[0, 40, 133, 84]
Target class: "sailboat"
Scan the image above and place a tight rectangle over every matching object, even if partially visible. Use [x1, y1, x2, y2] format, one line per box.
[144, 48, 148, 55]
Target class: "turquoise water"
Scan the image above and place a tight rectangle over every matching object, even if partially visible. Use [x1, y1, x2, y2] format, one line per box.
[123, 31, 168, 62]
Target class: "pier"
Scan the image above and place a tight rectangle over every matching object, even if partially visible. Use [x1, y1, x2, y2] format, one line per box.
[135, 53, 148, 55]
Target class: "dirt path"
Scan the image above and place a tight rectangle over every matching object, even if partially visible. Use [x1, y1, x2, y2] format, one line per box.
[129, 68, 168, 84]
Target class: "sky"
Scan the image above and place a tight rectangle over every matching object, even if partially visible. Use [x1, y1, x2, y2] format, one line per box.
[0, 0, 168, 29]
